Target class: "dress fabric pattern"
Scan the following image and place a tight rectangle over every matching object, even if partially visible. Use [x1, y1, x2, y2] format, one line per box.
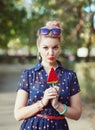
[17, 61, 80, 130]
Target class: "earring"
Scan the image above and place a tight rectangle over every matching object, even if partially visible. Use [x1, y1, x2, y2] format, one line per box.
[38, 52, 42, 62]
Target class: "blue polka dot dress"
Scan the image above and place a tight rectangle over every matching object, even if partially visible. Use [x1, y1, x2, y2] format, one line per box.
[17, 60, 80, 130]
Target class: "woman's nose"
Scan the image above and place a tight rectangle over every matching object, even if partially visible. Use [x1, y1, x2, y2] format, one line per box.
[49, 49, 53, 55]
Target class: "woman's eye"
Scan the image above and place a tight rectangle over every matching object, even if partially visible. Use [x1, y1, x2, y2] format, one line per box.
[43, 47, 48, 50]
[53, 46, 59, 50]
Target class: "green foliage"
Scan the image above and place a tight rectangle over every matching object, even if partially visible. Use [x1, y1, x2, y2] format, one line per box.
[0, 0, 94, 57]
[0, 0, 27, 49]
[31, 0, 87, 55]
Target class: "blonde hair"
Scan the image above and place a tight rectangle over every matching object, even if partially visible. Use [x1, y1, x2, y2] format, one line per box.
[37, 20, 63, 46]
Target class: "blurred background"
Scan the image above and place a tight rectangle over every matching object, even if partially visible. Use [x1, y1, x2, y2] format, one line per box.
[0, 0, 95, 130]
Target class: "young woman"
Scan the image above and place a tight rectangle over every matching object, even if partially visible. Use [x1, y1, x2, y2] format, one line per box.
[14, 21, 82, 130]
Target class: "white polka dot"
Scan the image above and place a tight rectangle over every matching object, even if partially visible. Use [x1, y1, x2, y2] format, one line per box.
[41, 84, 44, 87]
[64, 123, 67, 127]
[27, 126, 30, 129]
[62, 89, 64, 92]
[66, 86, 68, 89]
[34, 95, 37, 98]
[33, 86, 35, 89]
[74, 81, 76, 84]
[36, 77, 38, 79]
[23, 79, 25, 82]
[26, 83, 28, 86]
[29, 74, 31, 77]
[51, 120, 53, 123]
[47, 125, 49, 128]
[43, 126, 46, 129]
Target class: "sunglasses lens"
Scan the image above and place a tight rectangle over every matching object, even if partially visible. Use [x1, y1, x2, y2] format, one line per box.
[39, 28, 61, 35]
[39, 28, 49, 35]
[52, 28, 61, 35]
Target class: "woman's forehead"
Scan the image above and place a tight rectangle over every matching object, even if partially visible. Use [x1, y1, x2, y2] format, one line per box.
[41, 35, 60, 41]
[40, 37, 60, 46]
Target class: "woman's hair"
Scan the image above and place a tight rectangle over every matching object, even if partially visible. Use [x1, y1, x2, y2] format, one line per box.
[36, 20, 63, 61]
[37, 20, 63, 46]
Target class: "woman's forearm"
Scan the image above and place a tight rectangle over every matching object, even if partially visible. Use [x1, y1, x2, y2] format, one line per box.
[64, 105, 82, 120]
[14, 100, 44, 121]
[55, 102, 82, 120]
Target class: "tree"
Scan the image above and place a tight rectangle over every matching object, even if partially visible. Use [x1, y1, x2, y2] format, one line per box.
[0, 0, 28, 49]
[0, 0, 94, 60]
[31, 0, 86, 54]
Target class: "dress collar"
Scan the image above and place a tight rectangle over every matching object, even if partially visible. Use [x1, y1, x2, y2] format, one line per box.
[34, 60, 63, 71]
[34, 61, 43, 71]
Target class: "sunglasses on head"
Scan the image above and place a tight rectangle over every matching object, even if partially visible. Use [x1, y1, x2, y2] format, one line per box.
[39, 28, 61, 35]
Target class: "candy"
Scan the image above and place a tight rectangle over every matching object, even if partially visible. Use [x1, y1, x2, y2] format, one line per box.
[47, 67, 59, 84]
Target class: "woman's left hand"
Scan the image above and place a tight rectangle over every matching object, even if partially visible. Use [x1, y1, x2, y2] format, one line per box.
[51, 86, 59, 109]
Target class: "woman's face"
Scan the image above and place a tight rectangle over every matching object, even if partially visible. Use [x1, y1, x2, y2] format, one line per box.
[38, 36, 60, 65]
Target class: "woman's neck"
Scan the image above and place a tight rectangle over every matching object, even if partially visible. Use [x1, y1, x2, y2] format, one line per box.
[41, 61, 58, 72]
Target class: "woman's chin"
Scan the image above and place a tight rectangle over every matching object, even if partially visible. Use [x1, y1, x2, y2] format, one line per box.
[48, 60, 56, 65]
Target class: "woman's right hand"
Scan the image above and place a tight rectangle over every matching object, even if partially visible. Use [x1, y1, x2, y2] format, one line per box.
[42, 87, 58, 106]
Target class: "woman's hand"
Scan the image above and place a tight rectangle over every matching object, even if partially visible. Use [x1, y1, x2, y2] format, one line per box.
[51, 86, 59, 109]
[42, 86, 59, 107]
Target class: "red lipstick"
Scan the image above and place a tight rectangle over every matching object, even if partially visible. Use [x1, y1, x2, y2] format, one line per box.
[48, 57, 54, 60]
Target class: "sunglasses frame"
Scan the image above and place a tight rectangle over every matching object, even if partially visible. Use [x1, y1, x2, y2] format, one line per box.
[39, 28, 62, 35]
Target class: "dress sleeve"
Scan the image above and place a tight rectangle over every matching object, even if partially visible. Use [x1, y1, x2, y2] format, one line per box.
[70, 72, 80, 96]
[17, 69, 29, 93]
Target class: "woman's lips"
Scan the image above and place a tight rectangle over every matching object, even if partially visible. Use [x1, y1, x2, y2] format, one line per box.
[48, 57, 54, 60]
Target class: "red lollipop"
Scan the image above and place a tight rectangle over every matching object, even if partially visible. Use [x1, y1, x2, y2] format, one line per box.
[47, 67, 59, 84]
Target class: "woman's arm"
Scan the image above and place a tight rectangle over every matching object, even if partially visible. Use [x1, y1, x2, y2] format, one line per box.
[14, 87, 58, 121]
[53, 92, 82, 120]
[14, 89, 44, 121]
[65, 92, 82, 120]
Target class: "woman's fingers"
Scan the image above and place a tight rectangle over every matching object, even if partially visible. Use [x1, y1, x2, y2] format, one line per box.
[44, 87, 58, 99]
[42, 87, 59, 106]
[53, 86, 59, 93]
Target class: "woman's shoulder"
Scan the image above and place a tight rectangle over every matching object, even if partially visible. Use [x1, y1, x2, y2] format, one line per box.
[61, 67, 77, 77]
[23, 66, 36, 74]
[21, 61, 42, 75]
[63, 67, 74, 73]
[57, 61, 75, 74]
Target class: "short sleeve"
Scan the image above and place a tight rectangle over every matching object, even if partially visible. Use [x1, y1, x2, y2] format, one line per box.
[70, 72, 80, 96]
[17, 69, 29, 92]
